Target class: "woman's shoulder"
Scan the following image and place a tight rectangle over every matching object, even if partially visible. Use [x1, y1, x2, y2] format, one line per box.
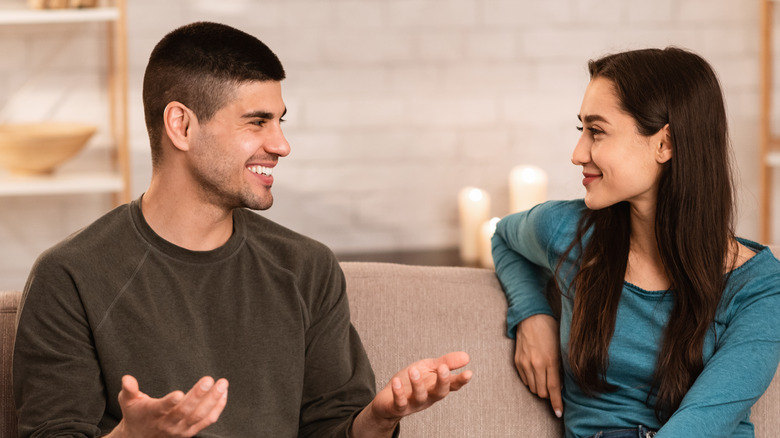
[532, 198, 587, 216]
[495, 199, 588, 260]
[526, 199, 587, 236]
[720, 238, 780, 315]
[731, 238, 780, 275]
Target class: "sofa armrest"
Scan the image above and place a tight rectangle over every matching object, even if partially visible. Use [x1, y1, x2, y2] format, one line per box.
[342, 262, 563, 437]
[1, 290, 22, 438]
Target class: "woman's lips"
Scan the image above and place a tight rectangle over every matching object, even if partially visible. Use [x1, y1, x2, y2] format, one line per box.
[582, 173, 601, 186]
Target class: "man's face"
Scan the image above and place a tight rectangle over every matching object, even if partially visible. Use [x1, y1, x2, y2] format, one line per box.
[187, 80, 290, 211]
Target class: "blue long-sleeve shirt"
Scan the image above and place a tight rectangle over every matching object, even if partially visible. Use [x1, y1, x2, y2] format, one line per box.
[492, 200, 780, 438]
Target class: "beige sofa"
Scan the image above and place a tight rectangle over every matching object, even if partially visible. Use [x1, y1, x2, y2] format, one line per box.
[3, 256, 780, 437]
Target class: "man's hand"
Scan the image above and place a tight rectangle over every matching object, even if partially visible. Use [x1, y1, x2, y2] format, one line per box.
[515, 314, 563, 418]
[350, 351, 472, 438]
[106, 375, 229, 438]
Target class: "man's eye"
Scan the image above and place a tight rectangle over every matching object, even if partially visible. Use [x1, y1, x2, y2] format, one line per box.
[576, 126, 583, 132]
[252, 120, 266, 126]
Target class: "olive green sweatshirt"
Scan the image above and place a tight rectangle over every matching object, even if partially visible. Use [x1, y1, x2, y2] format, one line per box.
[14, 198, 375, 437]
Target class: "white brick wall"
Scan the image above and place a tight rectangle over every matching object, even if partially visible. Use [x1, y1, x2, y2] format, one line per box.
[0, 0, 775, 291]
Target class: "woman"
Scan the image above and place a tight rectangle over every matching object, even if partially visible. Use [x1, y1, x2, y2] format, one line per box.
[492, 47, 780, 438]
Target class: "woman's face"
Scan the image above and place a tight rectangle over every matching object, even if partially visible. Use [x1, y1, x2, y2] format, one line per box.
[571, 77, 671, 213]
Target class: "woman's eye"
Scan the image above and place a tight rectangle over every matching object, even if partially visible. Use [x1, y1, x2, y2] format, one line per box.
[576, 126, 603, 136]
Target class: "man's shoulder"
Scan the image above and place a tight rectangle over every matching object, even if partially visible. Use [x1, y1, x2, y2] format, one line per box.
[23, 202, 143, 316]
[236, 210, 347, 309]
[237, 209, 337, 267]
[39, 203, 135, 265]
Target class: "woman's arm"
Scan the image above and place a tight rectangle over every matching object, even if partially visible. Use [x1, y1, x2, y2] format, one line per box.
[492, 201, 578, 418]
[492, 201, 578, 335]
[656, 270, 780, 437]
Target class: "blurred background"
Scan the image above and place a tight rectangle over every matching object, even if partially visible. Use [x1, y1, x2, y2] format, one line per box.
[0, 0, 777, 290]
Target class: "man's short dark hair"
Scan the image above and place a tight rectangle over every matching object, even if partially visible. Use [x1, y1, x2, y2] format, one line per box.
[142, 22, 286, 166]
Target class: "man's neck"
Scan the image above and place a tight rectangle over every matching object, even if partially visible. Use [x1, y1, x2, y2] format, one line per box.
[141, 179, 234, 252]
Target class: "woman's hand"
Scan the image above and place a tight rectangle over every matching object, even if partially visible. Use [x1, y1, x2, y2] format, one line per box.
[514, 314, 563, 418]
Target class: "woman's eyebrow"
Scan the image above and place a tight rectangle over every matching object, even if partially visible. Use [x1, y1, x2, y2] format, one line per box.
[578, 114, 609, 125]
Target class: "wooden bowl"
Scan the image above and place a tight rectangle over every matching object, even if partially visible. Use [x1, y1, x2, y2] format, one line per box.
[27, 0, 98, 9]
[0, 123, 97, 176]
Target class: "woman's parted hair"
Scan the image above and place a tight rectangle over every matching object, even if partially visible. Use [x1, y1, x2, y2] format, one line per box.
[563, 47, 736, 420]
[142, 22, 285, 166]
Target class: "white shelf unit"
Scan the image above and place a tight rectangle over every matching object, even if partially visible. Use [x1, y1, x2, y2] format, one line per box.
[0, 172, 123, 196]
[0, 2, 130, 203]
[760, 0, 780, 244]
[0, 6, 119, 24]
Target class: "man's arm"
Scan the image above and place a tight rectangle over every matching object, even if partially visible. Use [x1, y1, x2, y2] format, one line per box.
[350, 352, 472, 438]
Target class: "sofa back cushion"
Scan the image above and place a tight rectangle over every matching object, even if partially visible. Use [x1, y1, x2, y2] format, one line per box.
[342, 262, 564, 437]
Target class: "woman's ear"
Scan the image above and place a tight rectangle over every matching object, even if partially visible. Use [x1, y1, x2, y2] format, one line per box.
[163, 101, 196, 152]
[655, 123, 673, 164]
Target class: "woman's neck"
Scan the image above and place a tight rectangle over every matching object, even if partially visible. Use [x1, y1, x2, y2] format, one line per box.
[625, 202, 670, 291]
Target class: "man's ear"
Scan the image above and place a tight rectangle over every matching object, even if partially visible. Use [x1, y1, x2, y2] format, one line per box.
[163, 101, 196, 152]
[655, 123, 673, 164]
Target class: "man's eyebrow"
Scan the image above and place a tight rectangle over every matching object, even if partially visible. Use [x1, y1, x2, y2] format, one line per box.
[577, 114, 609, 124]
[242, 107, 287, 119]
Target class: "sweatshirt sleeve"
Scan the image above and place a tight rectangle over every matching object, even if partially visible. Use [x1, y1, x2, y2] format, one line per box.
[13, 251, 108, 438]
[491, 201, 577, 339]
[655, 263, 780, 437]
[298, 255, 379, 438]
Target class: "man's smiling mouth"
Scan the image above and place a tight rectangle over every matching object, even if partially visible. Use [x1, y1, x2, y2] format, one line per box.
[247, 165, 273, 176]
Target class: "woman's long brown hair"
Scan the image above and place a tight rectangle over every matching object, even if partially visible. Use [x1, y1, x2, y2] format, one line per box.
[559, 47, 736, 421]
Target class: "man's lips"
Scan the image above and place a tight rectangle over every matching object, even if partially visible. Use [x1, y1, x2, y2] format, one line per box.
[247, 165, 273, 176]
[247, 164, 275, 185]
[582, 173, 601, 186]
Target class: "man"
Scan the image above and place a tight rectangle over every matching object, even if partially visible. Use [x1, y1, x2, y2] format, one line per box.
[13, 22, 471, 437]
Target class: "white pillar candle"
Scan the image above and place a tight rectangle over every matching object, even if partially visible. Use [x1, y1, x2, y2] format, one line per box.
[479, 217, 501, 269]
[509, 165, 548, 213]
[458, 187, 490, 264]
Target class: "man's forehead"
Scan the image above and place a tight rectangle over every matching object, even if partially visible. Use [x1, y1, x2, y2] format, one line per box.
[225, 80, 285, 114]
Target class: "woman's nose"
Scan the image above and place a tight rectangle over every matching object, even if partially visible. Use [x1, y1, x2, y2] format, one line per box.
[571, 136, 591, 166]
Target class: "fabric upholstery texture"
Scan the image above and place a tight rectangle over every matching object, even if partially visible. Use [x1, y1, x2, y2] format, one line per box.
[1, 289, 21, 438]
[342, 262, 563, 437]
[2, 246, 779, 437]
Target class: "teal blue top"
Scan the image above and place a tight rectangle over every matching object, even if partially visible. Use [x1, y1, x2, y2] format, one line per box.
[492, 200, 780, 438]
